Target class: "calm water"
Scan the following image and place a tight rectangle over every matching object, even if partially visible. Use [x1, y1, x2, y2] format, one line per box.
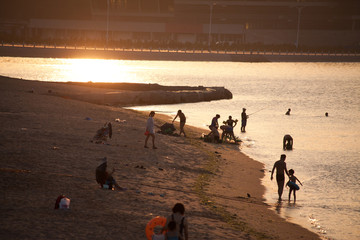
[1, 57, 359, 240]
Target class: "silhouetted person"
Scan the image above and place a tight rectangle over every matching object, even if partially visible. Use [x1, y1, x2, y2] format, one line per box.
[241, 108, 248, 132]
[288, 169, 303, 203]
[325, 112, 328, 117]
[286, 108, 291, 115]
[162, 203, 189, 240]
[145, 111, 157, 149]
[95, 157, 125, 191]
[271, 154, 289, 201]
[173, 109, 186, 137]
[221, 115, 238, 142]
[283, 134, 293, 150]
[209, 114, 220, 142]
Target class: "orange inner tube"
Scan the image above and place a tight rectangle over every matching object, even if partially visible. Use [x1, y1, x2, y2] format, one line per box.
[145, 216, 167, 240]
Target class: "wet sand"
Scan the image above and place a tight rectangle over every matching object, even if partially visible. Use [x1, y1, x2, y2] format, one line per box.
[0, 76, 321, 239]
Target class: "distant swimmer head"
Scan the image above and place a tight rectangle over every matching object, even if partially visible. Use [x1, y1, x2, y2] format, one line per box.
[325, 112, 328, 117]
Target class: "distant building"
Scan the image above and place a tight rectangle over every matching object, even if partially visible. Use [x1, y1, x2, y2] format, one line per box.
[0, 0, 359, 49]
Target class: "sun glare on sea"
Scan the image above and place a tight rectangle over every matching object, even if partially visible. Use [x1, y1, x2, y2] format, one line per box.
[59, 59, 139, 83]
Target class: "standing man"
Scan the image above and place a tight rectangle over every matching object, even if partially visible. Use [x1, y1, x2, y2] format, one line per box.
[209, 114, 221, 142]
[241, 108, 248, 132]
[172, 109, 186, 137]
[271, 154, 289, 200]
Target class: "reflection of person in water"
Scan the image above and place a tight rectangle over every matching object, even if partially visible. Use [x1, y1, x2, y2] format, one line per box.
[283, 134, 293, 150]
[285, 108, 291, 115]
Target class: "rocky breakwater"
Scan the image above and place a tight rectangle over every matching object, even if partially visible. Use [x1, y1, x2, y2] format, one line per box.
[59, 82, 233, 106]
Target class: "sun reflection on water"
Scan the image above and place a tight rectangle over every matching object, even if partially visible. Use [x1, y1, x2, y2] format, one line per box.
[57, 59, 140, 83]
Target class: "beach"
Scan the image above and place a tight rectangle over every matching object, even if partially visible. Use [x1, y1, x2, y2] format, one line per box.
[0, 76, 321, 239]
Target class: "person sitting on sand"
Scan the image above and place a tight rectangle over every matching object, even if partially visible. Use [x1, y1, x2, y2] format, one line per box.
[162, 203, 188, 240]
[95, 157, 125, 191]
[93, 122, 112, 144]
[283, 134, 293, 150]
[145, 111, 157, 149]
[172, 110, 186, 137]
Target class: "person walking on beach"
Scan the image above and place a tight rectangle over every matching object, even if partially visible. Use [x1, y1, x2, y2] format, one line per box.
[288, 169, 303, 202]
[271, 154, 289, 200]
[241, 108, 248, 132]
[172, 110, 186, 137]
[162, 203, 189, 240]
[145, 111, 157, 149]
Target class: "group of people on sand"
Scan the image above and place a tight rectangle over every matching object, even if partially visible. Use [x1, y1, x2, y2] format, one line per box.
[144, 110, 187, 149]
[95, 159, 189, 240]
[144, 108, 250, 147]
[208, 114, 240, 143]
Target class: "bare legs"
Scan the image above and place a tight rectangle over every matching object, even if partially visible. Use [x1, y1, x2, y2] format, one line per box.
[288, 188, 297, 202]
[144, 133, 157, 149]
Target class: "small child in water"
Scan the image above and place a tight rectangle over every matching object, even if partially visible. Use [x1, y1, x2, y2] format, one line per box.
[288, 169, 303, 202]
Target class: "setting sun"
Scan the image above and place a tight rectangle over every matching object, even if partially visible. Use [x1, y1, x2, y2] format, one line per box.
[59, 59, 139, 83]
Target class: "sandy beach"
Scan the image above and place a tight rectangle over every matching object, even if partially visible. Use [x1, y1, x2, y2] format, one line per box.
[0, 75, 321, 239]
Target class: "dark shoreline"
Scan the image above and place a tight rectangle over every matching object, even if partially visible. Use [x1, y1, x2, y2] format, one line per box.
[1, 45, 359, 62]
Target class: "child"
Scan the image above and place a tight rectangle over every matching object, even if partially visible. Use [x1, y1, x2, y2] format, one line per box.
[162, 203, 188, 240]
[165, 221, 178, 240]
[288, 169, 303, 202]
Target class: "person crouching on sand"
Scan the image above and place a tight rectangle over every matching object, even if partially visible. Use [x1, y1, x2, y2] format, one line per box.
[145, 111, 157, 149]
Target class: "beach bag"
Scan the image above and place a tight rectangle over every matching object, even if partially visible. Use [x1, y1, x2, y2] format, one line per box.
[55, 195, 70, 209]
[59, 197, 70, 209]
[160, 123, 176, 134]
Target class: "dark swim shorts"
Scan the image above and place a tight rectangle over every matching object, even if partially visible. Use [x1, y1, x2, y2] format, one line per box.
[276, 174, 285, 182]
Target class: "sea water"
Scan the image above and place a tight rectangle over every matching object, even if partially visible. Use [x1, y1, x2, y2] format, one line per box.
[0, 57, 359, 240]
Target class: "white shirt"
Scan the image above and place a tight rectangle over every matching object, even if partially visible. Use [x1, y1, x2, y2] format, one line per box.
[146, 117, 155, 134]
